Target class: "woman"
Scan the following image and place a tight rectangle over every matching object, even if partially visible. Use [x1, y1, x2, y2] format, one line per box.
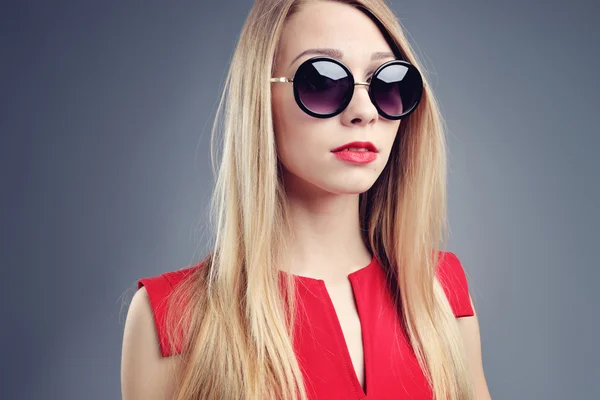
[121, 1, 492, 399]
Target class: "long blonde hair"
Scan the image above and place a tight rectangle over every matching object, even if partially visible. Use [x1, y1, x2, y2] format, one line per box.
[162, 1, 474, 399]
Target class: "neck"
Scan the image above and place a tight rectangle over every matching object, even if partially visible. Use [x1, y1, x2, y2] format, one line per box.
[282, 180, 372, 282]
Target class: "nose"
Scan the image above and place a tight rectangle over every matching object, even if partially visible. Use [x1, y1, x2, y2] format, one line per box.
[340, 82, 378, 126]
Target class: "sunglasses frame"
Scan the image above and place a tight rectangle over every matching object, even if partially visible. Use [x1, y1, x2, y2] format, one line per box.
[270, 55, 425, 120]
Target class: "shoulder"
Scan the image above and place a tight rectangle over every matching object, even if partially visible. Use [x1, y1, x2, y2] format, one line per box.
[437, 252, 492, 397]
[135, 262, 206, 357]
[121, 286, 178, 399]
[121, 261, 206, 398]
[436, 251, 474, 318]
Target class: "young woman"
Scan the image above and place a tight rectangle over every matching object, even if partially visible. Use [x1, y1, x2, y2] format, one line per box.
[121, 1, 492, 399]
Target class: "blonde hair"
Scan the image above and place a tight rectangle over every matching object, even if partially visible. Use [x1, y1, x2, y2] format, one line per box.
[162, 0, 474, 399]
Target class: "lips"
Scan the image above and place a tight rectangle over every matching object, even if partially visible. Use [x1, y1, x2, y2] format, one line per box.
[331, 141, 379, 164]
[331, 141, 378, 153]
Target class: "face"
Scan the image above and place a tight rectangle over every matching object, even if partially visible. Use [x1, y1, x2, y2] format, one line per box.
[271, 1, 401, 197]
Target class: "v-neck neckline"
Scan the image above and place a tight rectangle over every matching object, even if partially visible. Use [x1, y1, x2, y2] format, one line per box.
[290, 256, 380, 398]
[320, 278, 370, 397]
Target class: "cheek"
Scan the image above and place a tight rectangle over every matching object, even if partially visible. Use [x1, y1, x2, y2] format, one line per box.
[384, 122, 401, 157]
[275, 121, 325, 175]
[272, 91, 322, 169]
[376, 120, 400, 157]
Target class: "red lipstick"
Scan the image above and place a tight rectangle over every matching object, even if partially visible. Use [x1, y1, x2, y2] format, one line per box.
[331, 141, 378, 164]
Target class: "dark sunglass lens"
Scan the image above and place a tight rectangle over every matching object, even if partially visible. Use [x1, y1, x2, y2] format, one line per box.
[295, 60, 352, 115]
[371, 63, 422, 117]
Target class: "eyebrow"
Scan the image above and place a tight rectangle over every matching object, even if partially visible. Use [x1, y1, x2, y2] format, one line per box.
[288, 48, 395, 69]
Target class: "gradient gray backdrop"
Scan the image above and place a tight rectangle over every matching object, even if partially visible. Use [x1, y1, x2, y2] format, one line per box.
[2, 1, 598, 399]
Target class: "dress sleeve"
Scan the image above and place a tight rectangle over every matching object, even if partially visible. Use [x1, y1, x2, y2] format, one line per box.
[138, 275, 174, 357]
[436, 251, 475, 318]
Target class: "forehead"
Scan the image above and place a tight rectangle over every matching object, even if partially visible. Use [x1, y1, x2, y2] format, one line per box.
[278, 1, 395, 72]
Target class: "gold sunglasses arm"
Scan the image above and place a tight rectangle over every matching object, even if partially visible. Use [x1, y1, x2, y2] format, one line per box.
[270, 77, 293, 83]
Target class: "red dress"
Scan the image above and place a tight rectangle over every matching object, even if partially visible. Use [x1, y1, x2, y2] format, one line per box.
[138, 251, 474, 399]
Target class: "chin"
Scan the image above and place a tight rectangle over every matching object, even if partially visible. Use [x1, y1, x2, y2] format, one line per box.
[326, 181, 376, 195]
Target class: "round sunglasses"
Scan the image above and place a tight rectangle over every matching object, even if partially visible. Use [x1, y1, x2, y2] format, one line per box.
[270, 56, 424, 120]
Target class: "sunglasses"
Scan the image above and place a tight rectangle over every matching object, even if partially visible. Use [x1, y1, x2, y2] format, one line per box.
[270, 56, 424, 120]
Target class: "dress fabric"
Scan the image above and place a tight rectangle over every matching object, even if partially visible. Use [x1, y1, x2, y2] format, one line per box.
[137, 251, 475, 400]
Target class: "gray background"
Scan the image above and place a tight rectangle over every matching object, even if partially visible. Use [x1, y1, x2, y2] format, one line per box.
[2, 1, 598, 399]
